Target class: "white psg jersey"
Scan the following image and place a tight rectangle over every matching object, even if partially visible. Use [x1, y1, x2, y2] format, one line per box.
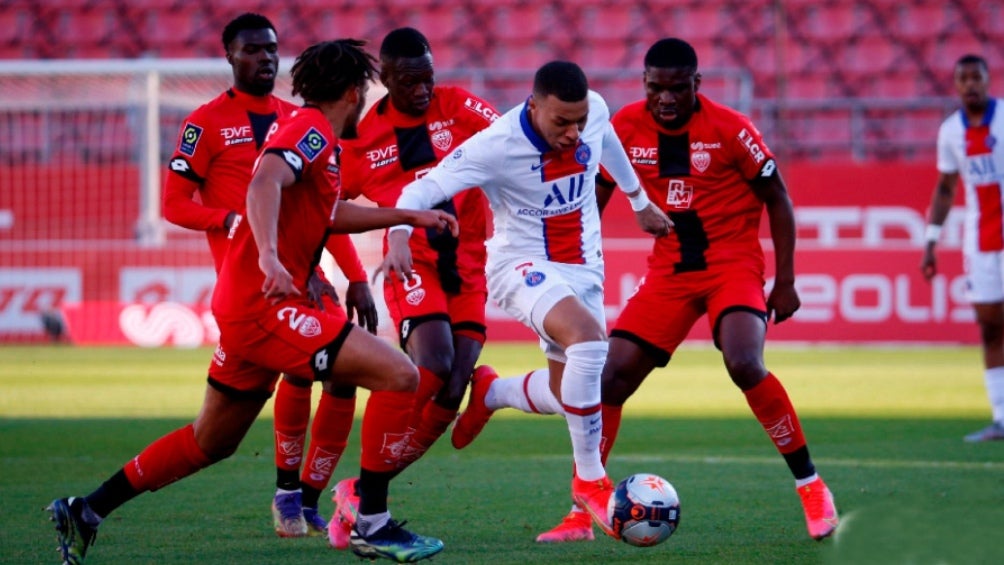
[396, 90, 641, 265]
[937, 97, 1004, 254]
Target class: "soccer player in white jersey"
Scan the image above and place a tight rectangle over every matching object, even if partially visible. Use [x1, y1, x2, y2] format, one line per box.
[922, 54, 1004, 442]
[380, 61, 672, 539]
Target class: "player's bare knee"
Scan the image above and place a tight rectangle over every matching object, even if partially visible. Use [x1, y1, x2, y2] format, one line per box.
[197, 438, 240, 462]
[979, 321, 1004, 348]
[566, 328, 608, 346]
[724, 355, 766, 389]
[603, 368, 644, 405]
[385, 362, 420, 393]
[414, 351, 452, 381]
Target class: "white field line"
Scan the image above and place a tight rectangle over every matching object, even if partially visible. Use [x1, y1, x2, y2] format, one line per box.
[475, 453, 1004, 471]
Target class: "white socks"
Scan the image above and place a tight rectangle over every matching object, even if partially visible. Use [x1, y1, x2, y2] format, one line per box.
[986, 366, 1004, 423]
[356, 511, 390, 537]
[560, 341, 608, 481]
[480, 340, 609, 481]
[485, 369, 563, 415]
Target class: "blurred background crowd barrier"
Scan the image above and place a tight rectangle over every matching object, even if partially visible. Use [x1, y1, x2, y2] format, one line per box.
[1, 0, 999, 344]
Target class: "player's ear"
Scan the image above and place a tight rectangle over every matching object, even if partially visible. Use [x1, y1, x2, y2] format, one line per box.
[345, 85, 361, 106]
[693, 72, 702, 93]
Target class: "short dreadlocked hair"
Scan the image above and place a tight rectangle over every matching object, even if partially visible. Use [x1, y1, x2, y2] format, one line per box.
[221, 13, 275, 51]
[290, 39, 378, 104]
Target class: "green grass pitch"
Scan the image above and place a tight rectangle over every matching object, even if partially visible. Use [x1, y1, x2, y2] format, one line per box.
[1, 343, 1001, 564]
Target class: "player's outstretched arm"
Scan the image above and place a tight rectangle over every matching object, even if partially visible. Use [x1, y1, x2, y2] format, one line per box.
[376, 206, 458, 283]
[378, 229, 414, 283]
[330, 200, 458, 235]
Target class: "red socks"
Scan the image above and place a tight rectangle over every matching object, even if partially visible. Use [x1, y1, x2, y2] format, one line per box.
[402, 401, 456, 466]
[273, 379, 311, 471]
[743, 373, 806, 454]
[123, 424, 211, 492]
[600, 403, 623, 467]
[300, 393, 355, 492]
[408, 367, 444, 431]
[360, 390, 416, 472]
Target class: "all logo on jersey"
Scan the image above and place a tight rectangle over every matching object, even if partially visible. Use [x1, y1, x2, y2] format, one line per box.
[179, 123, 203, 156]
[463, 97, 500, 122]
[282, 150, 304, 173]
[524, 271, 546, 287]
[514, 261, 546, 287]
[431, 129, 453, 152]
[629, 146, 657, 165]
[296, 127, 328, 162]
[278, 306, 322, 337]
[169, 157, 202, 183]
[691, 150, 710, 172]
[213, 344, 226, 366]
[737, 128, 766, 164]
[535, 142, 590, 182]
[221, 125, 253, 146]
[666, 179, 694, 209]
[542, 174, 586, 209]
[443, 148, 464, 170]
[402, 273, 425, 306]
[689, 141, 720, 173]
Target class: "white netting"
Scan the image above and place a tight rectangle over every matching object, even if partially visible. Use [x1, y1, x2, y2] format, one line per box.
[0, 59, 389, 342]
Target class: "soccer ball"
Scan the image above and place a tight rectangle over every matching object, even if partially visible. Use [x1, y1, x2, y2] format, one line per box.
[608, 473, 680, 547]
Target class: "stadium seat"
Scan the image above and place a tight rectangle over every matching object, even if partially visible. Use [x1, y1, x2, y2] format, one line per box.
[57, 7, 115, 49]
[801, 3, 861, 40]
[586, 4, 639, 42]
[672, 5, 722, 42]
[492, 5, 548, 43]
[896, 3, 948, 39]
[324, 5, 375, 41]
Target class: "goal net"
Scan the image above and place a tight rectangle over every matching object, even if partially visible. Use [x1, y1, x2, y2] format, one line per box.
[0, 59, 386, 344]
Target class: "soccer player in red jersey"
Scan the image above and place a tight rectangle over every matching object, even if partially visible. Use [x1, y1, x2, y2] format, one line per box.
[546, 37, 836, 542]
[329, 27, 498, 547]
[48, 39, 456, 564]
[921, 54, 1004, 443]
[534, 37, 838, 542]
[159, 13, 376, 538]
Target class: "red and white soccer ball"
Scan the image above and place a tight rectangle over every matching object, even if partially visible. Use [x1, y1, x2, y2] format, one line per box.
[608, 472, 681, 547]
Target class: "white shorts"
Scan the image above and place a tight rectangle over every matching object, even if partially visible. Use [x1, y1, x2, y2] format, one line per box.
[964, 249, 1004, 304]
[487, 255, 606, 361]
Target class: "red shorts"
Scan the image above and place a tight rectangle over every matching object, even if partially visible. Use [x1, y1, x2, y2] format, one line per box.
[383, 260, 487, 347]
[209, 298, 351, 396]
[612, 265, 767, 364]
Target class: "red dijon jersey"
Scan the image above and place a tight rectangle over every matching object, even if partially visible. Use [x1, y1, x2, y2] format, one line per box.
[163, 88, 298, 272]
[611, 93, 775, 274]
[340, 86, 498, 293]
[212, 106, 341, 322]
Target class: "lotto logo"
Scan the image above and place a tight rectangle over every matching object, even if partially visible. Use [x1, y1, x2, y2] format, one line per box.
[314, 349, 329, 372]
